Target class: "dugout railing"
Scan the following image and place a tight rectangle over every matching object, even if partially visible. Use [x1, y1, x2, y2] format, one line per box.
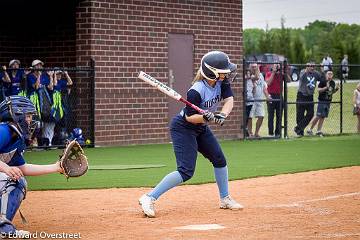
[0, 59, 95, 149]
[243, 60, 360, 139]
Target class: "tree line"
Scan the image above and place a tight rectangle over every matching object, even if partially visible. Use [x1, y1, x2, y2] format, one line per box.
[244, 20, 360, 66]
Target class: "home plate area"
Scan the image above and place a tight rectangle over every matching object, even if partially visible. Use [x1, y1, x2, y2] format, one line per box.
[174, 224, 226, 231]
[15, 166, 360, 240]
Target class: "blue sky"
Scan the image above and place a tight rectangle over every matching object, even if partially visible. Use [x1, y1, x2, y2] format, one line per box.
[243, 0, 360, 29]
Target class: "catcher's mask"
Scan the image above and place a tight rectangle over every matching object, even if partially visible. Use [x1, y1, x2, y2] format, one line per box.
[0, 96, 39, 139]
[200, 51, 237, 82]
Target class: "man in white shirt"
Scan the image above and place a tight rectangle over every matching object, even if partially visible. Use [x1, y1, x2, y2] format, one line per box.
[321, 54, 333, 72]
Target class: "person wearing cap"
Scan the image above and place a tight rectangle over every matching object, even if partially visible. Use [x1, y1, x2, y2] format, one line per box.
[2, 60, 30, 97]
[27, 60, 55, 146]
[27, 60, 50, 112]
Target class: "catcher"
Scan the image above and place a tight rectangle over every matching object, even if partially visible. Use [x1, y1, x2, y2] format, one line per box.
[0, 96, 88, 237]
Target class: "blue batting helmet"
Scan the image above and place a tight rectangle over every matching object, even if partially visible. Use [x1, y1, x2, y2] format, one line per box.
[69, 128, 85, 145]
[200, 51, 237, 81]
[72, 128, 83, 138]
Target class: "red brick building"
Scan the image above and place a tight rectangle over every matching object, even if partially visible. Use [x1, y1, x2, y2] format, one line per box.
[0, 0, 243, 146]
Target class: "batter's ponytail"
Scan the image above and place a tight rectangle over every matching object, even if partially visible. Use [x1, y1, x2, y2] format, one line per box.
[192, 69, 203, 85]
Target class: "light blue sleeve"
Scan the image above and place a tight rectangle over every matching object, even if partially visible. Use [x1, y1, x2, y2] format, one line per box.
[0, 124, 11, 150]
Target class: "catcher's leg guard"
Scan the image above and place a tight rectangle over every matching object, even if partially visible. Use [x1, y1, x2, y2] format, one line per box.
[0, 173, 27, 235]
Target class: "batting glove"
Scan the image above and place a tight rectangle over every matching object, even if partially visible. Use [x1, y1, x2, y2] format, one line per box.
[214, 112, 227, 126]
[203, 111, 215, 122]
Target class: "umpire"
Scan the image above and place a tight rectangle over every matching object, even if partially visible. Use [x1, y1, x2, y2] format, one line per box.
[294, 62, 321, 136]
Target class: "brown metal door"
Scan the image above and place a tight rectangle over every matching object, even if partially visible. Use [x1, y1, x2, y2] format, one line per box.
[168, 33, 194, 120]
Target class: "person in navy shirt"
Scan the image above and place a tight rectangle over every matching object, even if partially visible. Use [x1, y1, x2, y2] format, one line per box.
[52, 69, 73, 142]
[27, 59, 53, 97]
[2, 60, 29, 96]
[1, 65, 11, 97]
[27, 60, 55, 146]
[0, 70, 6, 102]
[0, 96, 63, 237]
[139, 51, 243, 218]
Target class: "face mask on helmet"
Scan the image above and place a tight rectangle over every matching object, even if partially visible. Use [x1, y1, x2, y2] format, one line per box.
[27, 114, 40, 137]
[200, 51, 237, 81]
[225, 62, 238, 82]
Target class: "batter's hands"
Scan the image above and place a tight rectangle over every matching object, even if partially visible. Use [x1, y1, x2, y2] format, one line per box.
[4, 166, 23, 180]
[203, 111, 215, 122]
[214, 112, 226, 126]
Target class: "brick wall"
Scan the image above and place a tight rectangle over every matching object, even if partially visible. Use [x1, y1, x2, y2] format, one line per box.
[76, 0, 243, 146]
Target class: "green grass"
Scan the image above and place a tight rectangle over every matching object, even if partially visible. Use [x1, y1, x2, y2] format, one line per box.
[25, 135, 360, 190]
[252, 81, 359, 137]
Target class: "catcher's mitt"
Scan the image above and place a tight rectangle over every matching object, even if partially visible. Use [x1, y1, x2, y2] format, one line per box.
[59, 140, 88, 179]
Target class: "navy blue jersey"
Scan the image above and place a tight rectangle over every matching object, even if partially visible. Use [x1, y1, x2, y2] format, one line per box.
[181, 79, 233, 117]
[0, 123, 26, 166]
[54, 79, 68, 92]
[1, 72, 11, 96]
[7, 70, 24, 95]
[27, 73, 50, 95]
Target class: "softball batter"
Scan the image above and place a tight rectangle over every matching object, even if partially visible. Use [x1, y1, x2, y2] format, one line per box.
[139, 51, 243, 218]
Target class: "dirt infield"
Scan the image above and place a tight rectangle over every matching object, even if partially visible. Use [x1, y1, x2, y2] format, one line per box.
[15, 166, 360, 239]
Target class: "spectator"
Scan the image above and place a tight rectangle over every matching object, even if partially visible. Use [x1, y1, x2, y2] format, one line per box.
[52, 69, 72, 121]
[294, 62, 322, 136]
[52, 69, 73, 144]
[1, 65, 11, 97]
[248, 63, 271, 138]
[0, 67, 7, 101]
[245, 65, 256, 137]
[341, 54, 349, 83]
[265, 63, 282, 137]
[321, 54, 333, 72]
[307, 71, 339, 137]
[2, 60, 30, 96]
[27, 59, 54, 146]
[353, 83, 360, 133]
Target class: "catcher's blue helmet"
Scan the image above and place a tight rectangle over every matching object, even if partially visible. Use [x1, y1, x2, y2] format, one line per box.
[0, 96, 39, 138]
[200, 51, 237, 81]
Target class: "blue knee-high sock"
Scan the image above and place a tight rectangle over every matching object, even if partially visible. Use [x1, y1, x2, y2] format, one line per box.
[148, 171, 183, 200]
[214, 166, 229, 199]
